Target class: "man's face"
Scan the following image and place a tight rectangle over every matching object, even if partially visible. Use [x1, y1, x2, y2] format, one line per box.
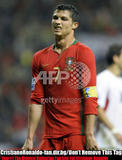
[114, 50, 122, 70]
[117, 50, 122, 70]
[52, 10, 77, 37]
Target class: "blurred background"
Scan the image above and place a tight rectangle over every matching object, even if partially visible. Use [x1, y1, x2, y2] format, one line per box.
[0, 0, 122, 149]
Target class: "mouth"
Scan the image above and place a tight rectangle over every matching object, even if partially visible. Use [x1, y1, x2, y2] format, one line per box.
[54, 26, 62, 31]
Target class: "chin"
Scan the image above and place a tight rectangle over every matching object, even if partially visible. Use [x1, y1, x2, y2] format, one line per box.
[54, 32, 62, 36]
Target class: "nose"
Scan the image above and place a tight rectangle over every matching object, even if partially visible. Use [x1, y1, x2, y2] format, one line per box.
[54, 18, 61, 24]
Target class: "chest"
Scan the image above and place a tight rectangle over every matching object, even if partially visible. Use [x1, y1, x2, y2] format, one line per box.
[39, 47, 78, 72]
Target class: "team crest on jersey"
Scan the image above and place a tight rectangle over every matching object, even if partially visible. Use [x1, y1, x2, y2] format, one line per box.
[66, 57, 74, 65]
[65, 57, 75, 71]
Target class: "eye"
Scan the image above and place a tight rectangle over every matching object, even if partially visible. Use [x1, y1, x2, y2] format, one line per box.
[53, 15, 58, 20]
[61, 17, 68, 21]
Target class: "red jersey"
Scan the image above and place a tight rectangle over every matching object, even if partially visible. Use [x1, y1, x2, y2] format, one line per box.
[30, 41, 97, 138]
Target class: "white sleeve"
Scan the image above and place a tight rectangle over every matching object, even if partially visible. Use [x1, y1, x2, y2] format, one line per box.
[97, 74, 109, 108]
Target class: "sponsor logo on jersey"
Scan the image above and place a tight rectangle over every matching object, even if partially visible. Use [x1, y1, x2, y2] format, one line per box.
[41, 64, 50, 68]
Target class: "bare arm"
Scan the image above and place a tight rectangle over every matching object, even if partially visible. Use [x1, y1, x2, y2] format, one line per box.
[98, 106, 122, 144]
[85, 114, 98, 150]
[22, 104, 43, 150]
[98, 106, 113, 130]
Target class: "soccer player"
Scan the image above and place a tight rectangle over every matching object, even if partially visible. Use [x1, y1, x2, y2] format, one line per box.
[22, 4, 98, 150]
[96, 44, 122, 149]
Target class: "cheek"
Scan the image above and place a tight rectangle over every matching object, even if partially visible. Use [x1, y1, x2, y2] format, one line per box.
[119, 56, 122, 64]
[63, 23, 72, 30]
[51, 19, 56, 25]
[119, 59, 122, 68]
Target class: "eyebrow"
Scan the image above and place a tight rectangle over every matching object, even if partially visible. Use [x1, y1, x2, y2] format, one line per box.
[52, 14, 69, 19]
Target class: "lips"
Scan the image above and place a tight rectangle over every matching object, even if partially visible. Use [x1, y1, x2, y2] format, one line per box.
[54, 26, 62, 31]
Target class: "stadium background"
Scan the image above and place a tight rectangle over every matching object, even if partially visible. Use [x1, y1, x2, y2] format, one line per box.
[0, 0, 122, 149]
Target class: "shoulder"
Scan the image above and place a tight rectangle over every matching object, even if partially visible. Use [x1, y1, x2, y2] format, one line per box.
[76, 42, 95, 65]
[32, 46, 51, 66]
[33, 46, 51, 59]
[97, 70, 111, 88]
[97, 69, 108, 78]
[96, 70, 110, 94]
[97, 70, 114, 80]
[76, 42, 95, 60]
[77, 42, 94, 54]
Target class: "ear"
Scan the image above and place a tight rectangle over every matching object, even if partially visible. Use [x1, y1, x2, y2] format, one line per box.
[72, 22, 79, 30]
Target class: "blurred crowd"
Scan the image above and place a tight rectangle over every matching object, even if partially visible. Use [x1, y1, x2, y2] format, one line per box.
[0, 0, 122, 148]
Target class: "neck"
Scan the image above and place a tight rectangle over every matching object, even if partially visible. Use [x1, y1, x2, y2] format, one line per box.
[108, 64, 121, 77]
[54, 32, 75, 53]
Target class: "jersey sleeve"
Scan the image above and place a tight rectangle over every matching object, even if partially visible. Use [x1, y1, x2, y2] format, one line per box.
[30, 53, 44, 104]
[97, 73, 109, 108]
[78, 46, 98, 115]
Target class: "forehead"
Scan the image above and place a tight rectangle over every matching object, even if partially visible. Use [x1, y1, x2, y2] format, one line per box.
[53, 9, 72, 18]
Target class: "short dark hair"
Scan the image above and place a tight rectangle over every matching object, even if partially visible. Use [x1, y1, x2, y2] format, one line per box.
[54, 4, 79, 22]
[106, 44, 122, 65]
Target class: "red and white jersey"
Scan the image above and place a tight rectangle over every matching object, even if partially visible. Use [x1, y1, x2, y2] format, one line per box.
[96, 69, 122, 149]
[30, 41, 98, 138]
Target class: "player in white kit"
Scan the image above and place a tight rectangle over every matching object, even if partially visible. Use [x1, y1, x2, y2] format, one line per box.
[96, 44, 122, 149]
